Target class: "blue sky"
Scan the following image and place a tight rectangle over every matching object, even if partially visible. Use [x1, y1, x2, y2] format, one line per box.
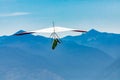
[0, 0, 120, 36]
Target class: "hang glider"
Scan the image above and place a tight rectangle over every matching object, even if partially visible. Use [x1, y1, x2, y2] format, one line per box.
[15, 26, 86, 36]
[15, 23, 87, 50]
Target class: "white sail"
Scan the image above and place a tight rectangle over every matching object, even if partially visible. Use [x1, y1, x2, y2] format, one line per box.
[31, 26, 74, 33]
[15, 26, 86, 36]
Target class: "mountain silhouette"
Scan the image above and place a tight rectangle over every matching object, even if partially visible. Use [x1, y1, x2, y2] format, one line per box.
[63, 29, 120, 58]
[0, 30, 115, 80]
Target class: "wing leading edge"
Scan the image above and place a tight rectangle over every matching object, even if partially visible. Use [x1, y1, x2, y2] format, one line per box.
[14, 27, 87, 36]
[15, 32, 35, 36]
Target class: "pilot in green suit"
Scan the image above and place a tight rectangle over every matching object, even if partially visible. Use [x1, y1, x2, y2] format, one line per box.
[52, 38, 61, 50]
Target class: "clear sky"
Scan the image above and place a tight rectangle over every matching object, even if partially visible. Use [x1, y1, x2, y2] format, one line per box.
[0, 0, 120, 36]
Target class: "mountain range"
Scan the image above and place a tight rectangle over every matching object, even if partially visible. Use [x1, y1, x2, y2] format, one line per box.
[0, 29, 119, 80]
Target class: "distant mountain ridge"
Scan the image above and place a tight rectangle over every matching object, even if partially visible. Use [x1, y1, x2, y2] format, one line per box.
[0, 29, 119, 80]
[63, 29, 120, 58]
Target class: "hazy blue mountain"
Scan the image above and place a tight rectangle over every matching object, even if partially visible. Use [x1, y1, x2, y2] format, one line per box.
[63, 29, 120, 58]
[0, 30, 114, 80]
[96, 58, 120, 80]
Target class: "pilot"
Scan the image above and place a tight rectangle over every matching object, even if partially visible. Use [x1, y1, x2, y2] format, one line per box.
[52, 38, 61, 50]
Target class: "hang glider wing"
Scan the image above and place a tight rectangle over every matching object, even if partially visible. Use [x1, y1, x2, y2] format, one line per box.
[72, 30, 87, 32]
[31, 27, 74, 33]
[15, 32, 35, 36]
[14, 27, 87, 36]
